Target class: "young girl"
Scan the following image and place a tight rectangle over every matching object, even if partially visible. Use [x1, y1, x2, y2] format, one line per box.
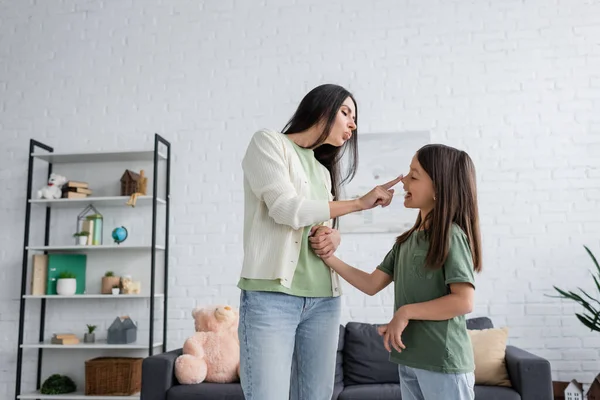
[314, 143, 481, 400]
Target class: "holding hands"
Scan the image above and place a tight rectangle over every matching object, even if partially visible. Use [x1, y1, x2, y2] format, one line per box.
[309, 226, 341, 259]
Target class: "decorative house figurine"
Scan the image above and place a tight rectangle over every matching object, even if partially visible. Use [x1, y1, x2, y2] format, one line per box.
[564, 379, 584, 400]
[107, 316, 137, 344]
[587, 374, 600, 400]
[120, 169, 147, 196]
[121, 169, 148, 207]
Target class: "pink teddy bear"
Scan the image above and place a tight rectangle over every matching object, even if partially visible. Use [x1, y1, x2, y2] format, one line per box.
[174, 305, 240, 384]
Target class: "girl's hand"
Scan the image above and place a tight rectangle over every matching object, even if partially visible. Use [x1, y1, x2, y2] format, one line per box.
[309, 226, 341, 259]
[382, 308, 409, 353]
[358, 175, 403, 210]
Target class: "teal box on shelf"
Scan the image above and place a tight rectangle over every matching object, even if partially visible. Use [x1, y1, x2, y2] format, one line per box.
[46, 254, 87, 295]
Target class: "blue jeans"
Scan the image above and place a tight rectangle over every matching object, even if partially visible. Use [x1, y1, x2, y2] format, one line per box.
[398, 364, 475, 400]
[238, 290, 341, 400]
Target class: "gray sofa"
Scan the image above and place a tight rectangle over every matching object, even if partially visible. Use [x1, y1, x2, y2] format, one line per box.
[141, 317, 553, 400]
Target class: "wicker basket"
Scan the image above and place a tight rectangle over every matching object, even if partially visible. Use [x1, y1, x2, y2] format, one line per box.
[85, 357, 142, 395]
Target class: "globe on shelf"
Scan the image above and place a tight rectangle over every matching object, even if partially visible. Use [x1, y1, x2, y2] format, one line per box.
[111, 226, 128, 245]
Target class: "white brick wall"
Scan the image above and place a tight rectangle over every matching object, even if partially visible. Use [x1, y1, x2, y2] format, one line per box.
[1, 0, 600, 396]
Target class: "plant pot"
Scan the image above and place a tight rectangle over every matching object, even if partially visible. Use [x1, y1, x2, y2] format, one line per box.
[56, 278, 76, 296]
[112, 288, 120, 295]
[77, 236, 87, 245]
[84, 333, 95, 343]
[101, 276, 120, 294]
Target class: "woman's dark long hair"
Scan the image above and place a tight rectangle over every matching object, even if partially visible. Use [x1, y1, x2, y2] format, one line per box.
[281, 84, 359, 227]
[396, 144, 482, 272]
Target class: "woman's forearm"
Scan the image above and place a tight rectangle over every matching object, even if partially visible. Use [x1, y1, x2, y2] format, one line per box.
[329, 200, 363, 219]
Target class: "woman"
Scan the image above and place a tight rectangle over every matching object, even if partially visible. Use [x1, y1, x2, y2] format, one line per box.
[238, 84, 402, 400]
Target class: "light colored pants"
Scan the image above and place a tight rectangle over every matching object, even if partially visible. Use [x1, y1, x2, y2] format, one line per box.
[238, 290, 341, 400]
[399, 364, 475, 400]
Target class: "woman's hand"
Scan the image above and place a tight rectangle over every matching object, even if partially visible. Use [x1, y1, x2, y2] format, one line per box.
[358, 175, 403, 211]
[309, 226, 341, 259]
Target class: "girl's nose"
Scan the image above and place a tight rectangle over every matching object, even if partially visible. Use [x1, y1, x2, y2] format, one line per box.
[348, 120, 356, 130]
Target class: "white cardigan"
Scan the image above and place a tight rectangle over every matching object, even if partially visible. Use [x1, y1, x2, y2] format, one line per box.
[240, 129, 342, 295]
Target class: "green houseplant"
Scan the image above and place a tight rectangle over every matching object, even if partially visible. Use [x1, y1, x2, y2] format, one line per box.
[56, 271, 77, 296]
[40, 374, 76, 394]
[552, 245, 600, 333]
[84, 324, 97, 343]
[73, 230, 89, 245]
[102, 270, 120, 294]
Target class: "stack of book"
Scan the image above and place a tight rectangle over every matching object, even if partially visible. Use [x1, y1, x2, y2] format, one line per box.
[62, 180, 92, 199]
[51, 333, 80, 345]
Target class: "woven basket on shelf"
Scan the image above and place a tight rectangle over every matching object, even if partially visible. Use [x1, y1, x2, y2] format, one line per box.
[85, 357, 142, 395]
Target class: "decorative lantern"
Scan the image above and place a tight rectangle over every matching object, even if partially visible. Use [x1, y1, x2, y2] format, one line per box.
[77, 205, 103, 245]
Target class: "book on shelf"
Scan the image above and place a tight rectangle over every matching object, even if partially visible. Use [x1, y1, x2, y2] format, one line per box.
[65, 180, 88, 189]
[31, 255, 48, 295]
[62, 181, 92, 199]
[51, 333, 79, 345]
[64, 186, 92, 195]
[62, 182, 92, 199]
[81, 219, 94, 245]
[61, 191, 88, 199]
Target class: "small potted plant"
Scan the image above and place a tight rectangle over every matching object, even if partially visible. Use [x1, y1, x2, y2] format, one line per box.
[111, 284, 120, 295]
[40, 374, 76, 395]
[72, 231, 89, 245]
[84, 324, 97, 343]
[56, 271, 77, 296]
[101, 271, 120, 294]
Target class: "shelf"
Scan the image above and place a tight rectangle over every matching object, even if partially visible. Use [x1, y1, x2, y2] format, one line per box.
[23, 294, 164, 299]
[29, 196, 166, 208]
[21, 340, 163, 349]
[31, 150, 167, 164]
[18, 391, 139, 399]
[26, 245, 165, 251]
[16, 136, 171, 400]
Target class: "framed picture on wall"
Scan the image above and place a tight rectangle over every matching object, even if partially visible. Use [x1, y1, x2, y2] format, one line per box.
[338, 131, 430, 234]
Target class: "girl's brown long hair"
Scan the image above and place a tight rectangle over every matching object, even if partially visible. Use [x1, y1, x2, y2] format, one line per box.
[396, 144, 482, 272]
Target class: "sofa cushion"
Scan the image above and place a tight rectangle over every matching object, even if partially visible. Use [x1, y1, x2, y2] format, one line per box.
[469, 327, 512, 387]
[339, 383, 521, 400]
[339, 383, 400, 399]
[167, 382, 244, 400]
[474, 385, 520, 400]
[343, 322, 399, 386]
[467, 316, 494, 330]
[334, 325, 345, 399]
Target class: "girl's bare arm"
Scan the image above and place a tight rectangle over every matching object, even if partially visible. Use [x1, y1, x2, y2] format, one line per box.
[324, 256, 392, 295]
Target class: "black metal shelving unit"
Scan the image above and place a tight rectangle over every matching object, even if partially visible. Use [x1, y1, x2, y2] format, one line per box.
[14, 134, 171, 400]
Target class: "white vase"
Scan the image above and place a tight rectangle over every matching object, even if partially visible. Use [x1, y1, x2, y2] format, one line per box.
[56, 278, 76, 296]
[77, 236, 87, 245]
[112, 287, 120, 295]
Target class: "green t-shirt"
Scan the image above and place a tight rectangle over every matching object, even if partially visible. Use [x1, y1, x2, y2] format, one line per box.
[377, 224, 476, 373]
[237, 137, 333, 297]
